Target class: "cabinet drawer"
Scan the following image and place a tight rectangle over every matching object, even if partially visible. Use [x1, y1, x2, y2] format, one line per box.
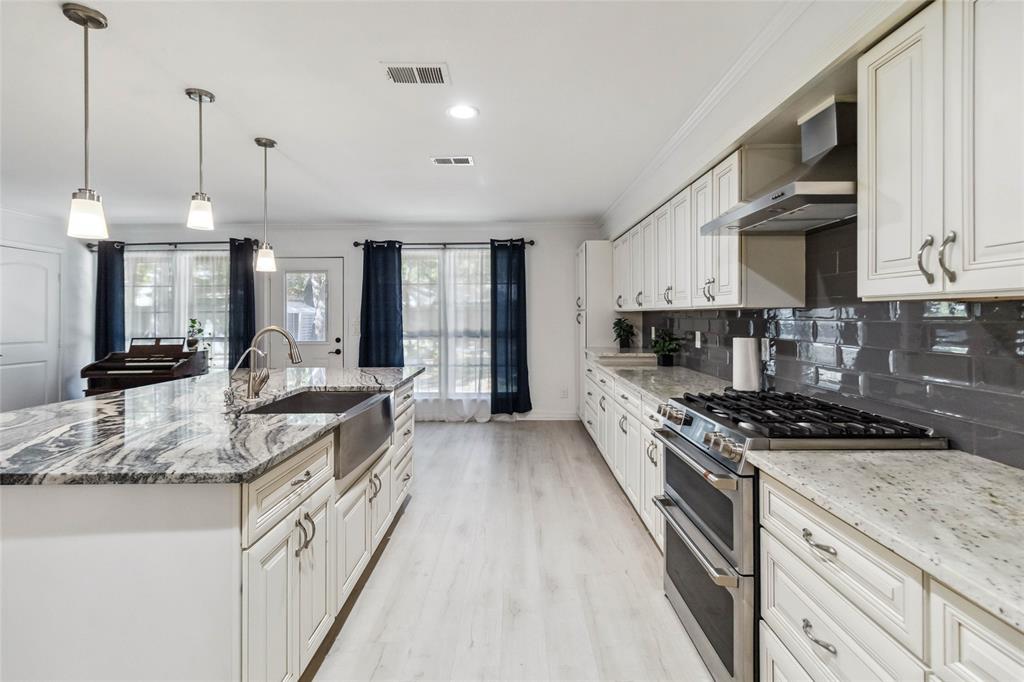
[394, 408, 415, 452]
[613, 378, 642, 418]
[394, 450, 413, 507]
[760, 475, 925, 656]
[394, 382, 415, 417]
[243, 434, 335, 548]
[583, 376, 600, 404]
[761, 620, 816, 682]
[593, 366, 613, 391]
[392, 437, 413, 473]
[640, 397, 663, 431]
[761, 530, 926, 682]
[929, 581, 1024, 682]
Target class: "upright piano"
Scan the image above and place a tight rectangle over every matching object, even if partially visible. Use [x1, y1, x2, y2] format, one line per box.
[81, 337, 209, 396]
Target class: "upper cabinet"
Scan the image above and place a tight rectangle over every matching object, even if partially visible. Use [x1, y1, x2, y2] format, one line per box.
[614, 145, 805, 311]
[612, 237, 629, 310]
[859, 0, 1024, 300]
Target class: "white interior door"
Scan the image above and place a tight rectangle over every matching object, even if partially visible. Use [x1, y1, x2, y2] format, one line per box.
[0, 245, 61, 410]
[267, 257, 344, 369]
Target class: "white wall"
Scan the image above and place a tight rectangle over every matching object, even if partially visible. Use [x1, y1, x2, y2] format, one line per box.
[0, 209, 95, 400]
[111, 221, 600, 419]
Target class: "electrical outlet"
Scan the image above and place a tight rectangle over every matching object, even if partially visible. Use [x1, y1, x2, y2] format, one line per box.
[761, 337, 770, 361]
[695, 331, 702, 348]
[560, 388, 569, 399]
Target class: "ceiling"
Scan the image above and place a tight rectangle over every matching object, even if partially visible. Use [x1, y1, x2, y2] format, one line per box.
[1, 1, 787, 226]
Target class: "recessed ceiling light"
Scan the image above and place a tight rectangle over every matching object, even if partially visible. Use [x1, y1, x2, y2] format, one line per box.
[446, 104, 479, 120]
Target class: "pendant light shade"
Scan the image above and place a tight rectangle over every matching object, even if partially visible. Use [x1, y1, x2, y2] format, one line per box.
[254, 137, 278, 272]
[68, 188, 108, 239]
[185, 88, 215, 230]
[63, 3, 109, 239]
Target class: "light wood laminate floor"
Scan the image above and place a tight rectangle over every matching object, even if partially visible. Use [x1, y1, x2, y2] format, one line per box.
[314, 421, 712, 681]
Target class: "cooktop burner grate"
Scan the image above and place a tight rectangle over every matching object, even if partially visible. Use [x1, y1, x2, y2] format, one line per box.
[681, 389, 933, 439]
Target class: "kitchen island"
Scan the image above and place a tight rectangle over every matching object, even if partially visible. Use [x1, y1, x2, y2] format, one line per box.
[0, 366, 422, 681]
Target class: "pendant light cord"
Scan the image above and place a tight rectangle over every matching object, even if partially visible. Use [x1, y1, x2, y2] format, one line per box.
[263, 145, 268, 243]
[83, 24, 89, 189]
[198, 98, 204, 194]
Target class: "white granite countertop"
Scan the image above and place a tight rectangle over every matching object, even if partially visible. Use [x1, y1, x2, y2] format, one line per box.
[0, 366, 422, 485]
[595, 363, 730, 404]
[585, 346, 656, 360]
[748, 448, 1024, 631]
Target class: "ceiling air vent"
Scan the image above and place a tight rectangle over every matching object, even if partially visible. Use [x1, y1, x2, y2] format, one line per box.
[384, 62, 450, 85]
[431, 156, 474, 166]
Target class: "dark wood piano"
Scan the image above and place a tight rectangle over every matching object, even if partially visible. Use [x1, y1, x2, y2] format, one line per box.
[81, 337, 209, 396]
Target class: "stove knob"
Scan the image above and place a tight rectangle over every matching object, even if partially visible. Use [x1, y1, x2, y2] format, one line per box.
[703, 431, 716, 445]
[658, 404, 670, 417]
[667, 409, 684, 425]
[681, 412, 694, 427]
[721, 440, 745, 462]
[710, 433, 725, 450]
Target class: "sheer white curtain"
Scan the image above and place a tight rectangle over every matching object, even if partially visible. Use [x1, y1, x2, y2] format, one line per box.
[402, 248, 491, 422]
[123, 249, 231, 367]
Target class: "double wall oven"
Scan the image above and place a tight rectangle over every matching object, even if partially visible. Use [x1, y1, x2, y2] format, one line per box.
[652, 389, 947, 682]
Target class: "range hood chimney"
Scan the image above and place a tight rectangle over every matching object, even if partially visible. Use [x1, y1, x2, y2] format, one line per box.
[701, 98, 857, 236]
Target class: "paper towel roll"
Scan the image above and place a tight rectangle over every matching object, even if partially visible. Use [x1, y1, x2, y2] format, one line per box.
[732, 338, 761, 391]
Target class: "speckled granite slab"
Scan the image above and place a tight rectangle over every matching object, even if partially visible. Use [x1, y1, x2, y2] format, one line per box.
[748, 448, 1024, 631]
[598, 364, 730, 404]
[0, 366, 422, 485]
[585, 346, 656, 362]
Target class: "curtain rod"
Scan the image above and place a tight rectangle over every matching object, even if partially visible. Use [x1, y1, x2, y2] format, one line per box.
[85, 239, 248, 251]
[352, 239, 536, 248]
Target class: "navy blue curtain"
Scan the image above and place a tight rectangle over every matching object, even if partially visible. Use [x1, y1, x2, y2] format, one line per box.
[228, 238, 257, 369]
[490, 238, 532, 414]
[358, 240, 404, 367]
[94, 240, 125, 360]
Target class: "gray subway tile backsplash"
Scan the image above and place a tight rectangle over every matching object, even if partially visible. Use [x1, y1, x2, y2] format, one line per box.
[641, 222, 1024, 468]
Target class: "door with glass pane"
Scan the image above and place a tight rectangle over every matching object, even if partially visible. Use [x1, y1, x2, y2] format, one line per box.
[268, 258, 344, 369]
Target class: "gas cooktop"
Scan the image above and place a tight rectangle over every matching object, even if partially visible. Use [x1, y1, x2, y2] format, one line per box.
[656, 388, 949, 474]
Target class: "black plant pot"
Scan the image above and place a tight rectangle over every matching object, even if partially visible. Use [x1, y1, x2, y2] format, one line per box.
[186, 337, 199, 350]
[657, 354, 674, 367]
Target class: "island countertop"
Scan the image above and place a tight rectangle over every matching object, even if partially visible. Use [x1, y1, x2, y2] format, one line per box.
[0, 366, 422, 486]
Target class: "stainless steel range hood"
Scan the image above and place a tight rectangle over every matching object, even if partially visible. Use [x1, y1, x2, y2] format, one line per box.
[701, 100, 857, 236]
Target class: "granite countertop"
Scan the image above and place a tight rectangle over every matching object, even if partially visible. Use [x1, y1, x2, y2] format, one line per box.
[748, 448, 1024, 631]
[585, 346, 656, 360]
[596, 363, 730, 404]
[0, 366, 422, 486]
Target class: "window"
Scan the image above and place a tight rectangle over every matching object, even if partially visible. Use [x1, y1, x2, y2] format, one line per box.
[124, 250, 230, 367]
[401, 248, 490, 419]
[285, 271, 328, 342]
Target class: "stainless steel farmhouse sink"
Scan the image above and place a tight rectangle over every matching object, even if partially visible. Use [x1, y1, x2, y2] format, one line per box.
[248, 390, 394, 480]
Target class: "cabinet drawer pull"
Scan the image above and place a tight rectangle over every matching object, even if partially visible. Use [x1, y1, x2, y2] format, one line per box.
[401, 393, 412, 402]
[707, 277, 715, 302]
[636, 291, 643, 307]
[586, 391, 593, 397]
[648, 414, 659, 423]
[599, 378, 606, 384]
[801, 528, 838, 556]
[403, 428, 412, 437]
[801, 618, 837, 655]
[290, 470, 312, 487]
[616, 294, 623, 307]
[576, 312, 582, 324]
[586, 368, 593, 373]
[295, 519, 308, 557]
[663, 285, 672, 304]
[402, 473, 411, 482]
[620, 393, 629, 401]
[938, 231, 957, 282]
[302, 512, 316, 549]
[916, 235, 936, 284]
[586, 419, 594, 426]
[576, 296, 582, 309]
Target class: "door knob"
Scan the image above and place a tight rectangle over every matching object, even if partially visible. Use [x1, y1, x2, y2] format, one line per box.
[329, 349, 341, 355]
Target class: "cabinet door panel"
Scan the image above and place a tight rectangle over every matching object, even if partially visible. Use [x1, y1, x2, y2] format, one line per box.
[612, 237, 629, 310]
[691, 171, 716, 308]
[612, 406, 627, 485]
[642, 215, 658, 307]
[575, 246, 586, 309]
[654, 204, 674, 306]
[333, 477, 370, 613]
[945, 0, 1024, 294]
[624, 414, 642, 511]
[245, 512, 300, 682]
[629, 225, 645, 309]
[298, 483, 334, 670]
[712, 154, 741, 306]
[669, 187, 692, 308]
[858, 1, 944, 298]
[370, 454, 393, 550]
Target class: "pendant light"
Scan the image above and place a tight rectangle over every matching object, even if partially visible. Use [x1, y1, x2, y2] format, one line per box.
[254, 137, 277, 272]
[63, 3, 109, 239]
[185, 88, 215, 230]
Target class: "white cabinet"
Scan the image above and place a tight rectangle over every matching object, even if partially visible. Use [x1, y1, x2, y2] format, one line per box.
[859, 0, 1024, 300]
[711, 151, 742, 306]
[244, 509, 302, 682]
[298, 481, 334, 670]
[930, 581, 1024, 682]
[611, 404, 628, 485]
[641, 214, 658, 308]
[653, 202, 675, 306]
[332, 474, 370, 615]
[575, 241, 615, 419]
[858, 0, 945, 298]
[575, 246, 586, 310]
[623, 412, 643, 511]
[669, 187, 692, 307]
[612, 236, 629, 310]
[368, 451, 393, 550]
[628, 225, 644, 310]
[639, 431, 664, 550]
[691, 171, 717, 307]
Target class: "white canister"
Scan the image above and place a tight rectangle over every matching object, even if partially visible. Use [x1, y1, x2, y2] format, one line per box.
[732, 337, 762, 391]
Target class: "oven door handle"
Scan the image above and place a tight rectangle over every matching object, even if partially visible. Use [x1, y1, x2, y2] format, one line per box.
[653, 495, 738, 588]
[653, 430, 737, 491]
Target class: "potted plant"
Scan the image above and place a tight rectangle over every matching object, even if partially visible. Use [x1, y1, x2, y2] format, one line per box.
[186, 318, 204, 350]
[613, 318, 636, 351]
[651, 329, 681, 366]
